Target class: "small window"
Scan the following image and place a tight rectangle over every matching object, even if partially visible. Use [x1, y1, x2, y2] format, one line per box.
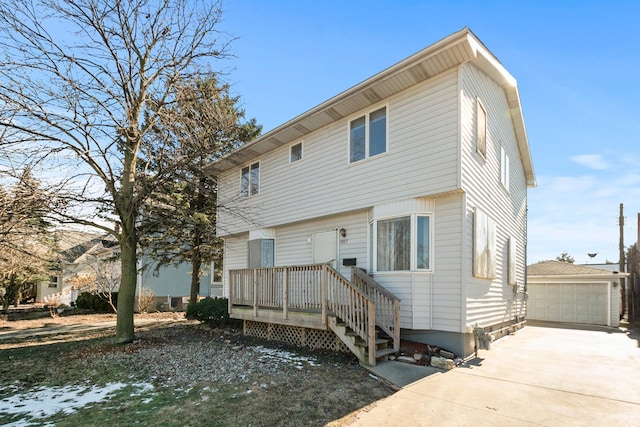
[290, 142, 303, 163]
[476, 99, 487, 158]
[48, 275, 58, 288]
[240, 162, 260, 197]
[500, 145, 510, 190]
[349, 106, 387, 163]
[248, 238, 274, 268]
[416, 216, 430, 269]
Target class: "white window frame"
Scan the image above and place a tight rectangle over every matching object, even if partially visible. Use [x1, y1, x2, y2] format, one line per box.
[370, 213, 433, 273]
[500, 145, 510, 191]
[240, 162, 260, 198]
[349, 104, 388, 163]
[290, 141, 303, 163]
[476, 98, 487, 159]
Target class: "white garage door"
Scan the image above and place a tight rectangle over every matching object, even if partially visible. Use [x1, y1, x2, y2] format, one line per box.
[527, 282, 608, 325]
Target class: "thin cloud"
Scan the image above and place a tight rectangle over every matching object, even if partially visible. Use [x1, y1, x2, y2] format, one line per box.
[570, 154, 611, 170]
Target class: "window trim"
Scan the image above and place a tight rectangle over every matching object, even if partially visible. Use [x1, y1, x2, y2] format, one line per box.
[240, 161, 260, 198]
[348, 104, 389, 164]
[476, 98, 487, 159]
[290, 141, 303, 163]
[371, 212, 433, 273]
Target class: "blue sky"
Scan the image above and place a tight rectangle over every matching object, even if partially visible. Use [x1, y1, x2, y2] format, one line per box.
[218, 0, 640, 265]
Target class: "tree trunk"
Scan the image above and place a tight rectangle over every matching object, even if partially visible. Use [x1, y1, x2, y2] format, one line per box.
[189, 176, 206, 307]
[115, 216, 137, 343]
[190, 246, 202, 307]
[115, 140, 139, 344]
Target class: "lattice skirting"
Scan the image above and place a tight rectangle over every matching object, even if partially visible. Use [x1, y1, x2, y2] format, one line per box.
[244, 321, 350, 354]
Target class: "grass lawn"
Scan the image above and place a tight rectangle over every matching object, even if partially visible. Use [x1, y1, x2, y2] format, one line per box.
[0, 321, 393, 426]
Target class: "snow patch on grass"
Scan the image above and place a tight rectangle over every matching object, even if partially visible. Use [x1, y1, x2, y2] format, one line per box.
[0, 382, 153, 426]
[251, 345, 320, 368]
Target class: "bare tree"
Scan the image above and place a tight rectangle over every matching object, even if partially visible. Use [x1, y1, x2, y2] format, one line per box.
[0, 0, 230, 343]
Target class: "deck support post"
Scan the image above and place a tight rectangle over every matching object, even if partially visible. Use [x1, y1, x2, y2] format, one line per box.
[283, 267, 289, 320]
[393, 300, 401, 351]
[367, 302, 376, 366]
[253, 269, 258, 317]
[321, 266, 328, 325]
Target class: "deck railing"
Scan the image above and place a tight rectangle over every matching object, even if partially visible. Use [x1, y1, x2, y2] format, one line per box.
[351, 268, 401, 351]
[228, 264, 397, 364]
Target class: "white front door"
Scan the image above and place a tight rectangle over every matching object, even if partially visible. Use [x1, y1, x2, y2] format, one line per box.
[312, 230, 338, 268]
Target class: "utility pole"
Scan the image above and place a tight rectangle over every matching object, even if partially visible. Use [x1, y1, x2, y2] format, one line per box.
[619, 203, 626, 319]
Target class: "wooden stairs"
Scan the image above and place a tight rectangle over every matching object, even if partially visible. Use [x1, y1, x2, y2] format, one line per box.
[328, 315, 397, 366]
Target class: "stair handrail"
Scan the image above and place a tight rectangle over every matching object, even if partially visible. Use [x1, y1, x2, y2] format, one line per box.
[351, 268, 401, 352]
[323, 265, 377, 365]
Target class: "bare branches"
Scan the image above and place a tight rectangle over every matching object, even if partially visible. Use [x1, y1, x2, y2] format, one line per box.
[0, 0, 231, 340]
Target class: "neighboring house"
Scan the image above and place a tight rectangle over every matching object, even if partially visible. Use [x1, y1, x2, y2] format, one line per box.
[36, 230, 104, 305]
[211, 28, 535, 362]
[527, 261, 626, 327]
[37, 230, 215, 310]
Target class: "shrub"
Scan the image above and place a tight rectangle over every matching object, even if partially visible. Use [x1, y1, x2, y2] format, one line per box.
[186, 297, 232, 328]
[75, 292, 117, 313]
[136, 288, 155, 313]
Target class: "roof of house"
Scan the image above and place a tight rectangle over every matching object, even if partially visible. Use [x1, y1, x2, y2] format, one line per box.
[207, 27, 535, 188]
[55, 230, 117, 263]
[527, 261, 627, 277]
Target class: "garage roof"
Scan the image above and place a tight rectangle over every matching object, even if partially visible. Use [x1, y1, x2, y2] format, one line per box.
[527, 261, 628, 278]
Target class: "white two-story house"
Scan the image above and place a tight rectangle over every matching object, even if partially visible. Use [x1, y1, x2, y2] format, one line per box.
[210, 28, 536, 362]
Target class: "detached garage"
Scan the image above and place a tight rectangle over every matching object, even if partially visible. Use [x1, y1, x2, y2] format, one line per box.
[526, 261, 627, 327]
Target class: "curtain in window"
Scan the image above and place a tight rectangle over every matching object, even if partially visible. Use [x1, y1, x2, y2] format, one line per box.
[377, 216, 410, 271]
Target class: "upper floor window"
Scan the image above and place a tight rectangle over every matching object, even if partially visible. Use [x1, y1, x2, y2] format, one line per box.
[374, 214, 431, 272]
[349, 106, 387, 163]
[500, 145, 510, 190]
[476, 98, 487, 159]
[290, 142, 303, 163]
[240, 162, 259, 197]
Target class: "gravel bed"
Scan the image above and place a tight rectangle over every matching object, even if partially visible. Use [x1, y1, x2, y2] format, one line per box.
[83, 324, 360, 389]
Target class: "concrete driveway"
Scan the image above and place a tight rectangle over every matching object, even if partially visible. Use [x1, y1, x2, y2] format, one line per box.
[342, 321, 640, 426]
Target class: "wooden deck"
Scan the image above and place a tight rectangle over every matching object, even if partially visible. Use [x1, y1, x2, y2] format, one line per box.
[228, 264, 400, 365]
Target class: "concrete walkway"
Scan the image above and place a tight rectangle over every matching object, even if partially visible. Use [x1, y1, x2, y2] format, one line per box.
[338, 321, 640, 426]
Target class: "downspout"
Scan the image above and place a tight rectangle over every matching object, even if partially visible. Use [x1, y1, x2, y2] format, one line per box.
[523, 201, 528, 320]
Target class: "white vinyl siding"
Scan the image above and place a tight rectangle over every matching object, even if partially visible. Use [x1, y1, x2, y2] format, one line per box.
[271, 210, 369, 278]
[217, 69, 459, 235]
[500, 145, 510, 190]
[222, 234, 249, 298]
[460, 62, 528, 329]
